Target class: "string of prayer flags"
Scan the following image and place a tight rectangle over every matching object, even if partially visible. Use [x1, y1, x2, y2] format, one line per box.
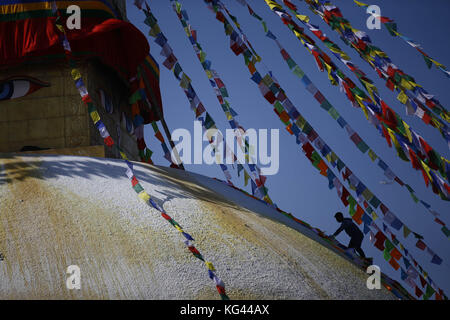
[169, 0, 274, 205]
[281, 0, 449, 141]
[263, 0, 450, 201]
[150, 120, 176, 165]
[55, 1, 229, 300]
[353, 0, 450, 79]
[237, 0, 450, 240]
[138, 2, 237, 185]
[128, 73, 164, 165]
[138, 2, 270, 199]
[216, 0, 444, 261]
[302, 0, 450, 130]
[201, 0, 446, 299]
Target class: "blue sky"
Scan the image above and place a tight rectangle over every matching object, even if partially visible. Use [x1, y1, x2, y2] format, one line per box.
[126, 0, 450, 296]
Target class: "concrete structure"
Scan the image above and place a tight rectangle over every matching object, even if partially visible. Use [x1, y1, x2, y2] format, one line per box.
[0, 153, 399, 300]
[0, 0, 140, 160]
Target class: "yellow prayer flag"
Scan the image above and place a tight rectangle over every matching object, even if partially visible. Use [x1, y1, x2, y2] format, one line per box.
[420, 160, 433, 182]
[396, 90, 408, 104]
[330, 152, 338, 164]
[354, 0, 369, 7]
[431, 117, 444, 129]
[205, 261, 216, 271]
[266, 0, 281, 10]
[138, 191, 150, 202]
[293, 30, 303, 40]
[373, 49, 388, 58]
[296, 117, 306, 130]
[296, 14, 309, 23]
[56, 24, 65, 33]
[262, 74, 273, 86]
[368, 149, 378, 162]
[183, 27, 190, 37]
[244, 170, 250, 186]
[324, 62, 337, 85]
[355, 95, 369, 119]
[90, 111, 100, 124]
[430, 58, 445, 68]
[402, 121, 413, 143]
[175, 225, 183, 233]
[149, 25, 161, 37]
[371, 211, 378, 220]
[263, 195, 273, 204]
[180, 73, 191, 89]
[120, 151, 128, 160]
[387, 128, 400, 149]
[71, 69, 82, 81]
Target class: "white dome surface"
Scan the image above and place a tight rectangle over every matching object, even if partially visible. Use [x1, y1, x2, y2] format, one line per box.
[0, 153, 397, 299]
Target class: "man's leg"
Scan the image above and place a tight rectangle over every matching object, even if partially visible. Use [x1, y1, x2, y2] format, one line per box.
[356, 247, 366, 258]
[349, 236, 365, 258]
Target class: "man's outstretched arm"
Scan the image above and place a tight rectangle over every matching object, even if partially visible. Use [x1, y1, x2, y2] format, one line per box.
[332, 226, 344, 237]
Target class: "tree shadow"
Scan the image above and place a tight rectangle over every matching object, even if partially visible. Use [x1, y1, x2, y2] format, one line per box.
[0, 153, 242, 212]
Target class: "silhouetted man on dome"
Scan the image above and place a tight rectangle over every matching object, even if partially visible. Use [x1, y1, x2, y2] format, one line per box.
[331, 212, 366, 259]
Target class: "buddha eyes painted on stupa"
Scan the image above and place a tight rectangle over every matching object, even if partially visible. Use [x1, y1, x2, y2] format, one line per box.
[0, 76, 50, 101]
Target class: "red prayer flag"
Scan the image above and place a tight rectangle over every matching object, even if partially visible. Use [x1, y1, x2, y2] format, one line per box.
[415, 240, 426, 250]
[389, 257, 400, 270]
[352, 205, 364, 225]
[415, 286, 423, 298]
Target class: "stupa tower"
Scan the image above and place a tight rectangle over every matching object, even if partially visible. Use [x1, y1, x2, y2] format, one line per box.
[0, 0, 161, 161]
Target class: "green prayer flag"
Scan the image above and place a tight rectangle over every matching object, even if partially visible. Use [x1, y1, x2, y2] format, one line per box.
[424, 284, 435, 300]
[328, 107, 340, 120]
[286, 58, 296, 69]
[423, 55, 433, 69]
[441, 226, 450, 238]
[87, 103, 96, 114]
[133, 183, 144, 194]
[301, 122, 313, 135]
[320, 100, 332, 111]
[383, 248, 391, 261]
[385, 239, 394, 252]
[384, 22, 397, 36]
[392, 237, 399, 246]
[356, 141, 370, 153]
[336, 159, 345, 172]
[145, 148, 153, 159]
[269, 83, 280, 95]
[220, 87, 229, 98]
[369, 196, 381, 208]
[204, 113, 215, 129]
[348, 196, 356, 216]
[292, 65, 305, 78]
[311, 151, 321, 167]
[409, 191, 419, 203]
[274, 101, 284, 113]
